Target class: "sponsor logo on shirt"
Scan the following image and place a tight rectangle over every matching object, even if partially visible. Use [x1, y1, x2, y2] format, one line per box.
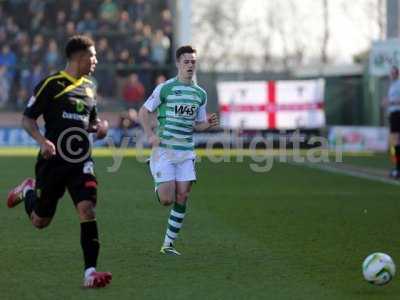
[70, 99, 85, 113]
[174, 104, 196, 117]
[62, 111, 89, 122]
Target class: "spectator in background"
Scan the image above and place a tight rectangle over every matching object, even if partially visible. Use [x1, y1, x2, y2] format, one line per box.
[0, 28, 7, 45]
[96, 37, 115, 97]
[133, 20, 144, 36]
[29, 0, 46, 17]
[116, 48, 133, 77]
[117, 10, 131, 33]
[160, 9, 173, 63]
[136, 46, 152, 91]
[160, 9, 173, 37]
[5, 16, 20, 39]
[45, 39, 60, 70]
[69, 0, 82, 23]
[77, 11, 97, 34]
[0, 0, 173, 110]
[0, 65, 10, 107]
[99, 0, 119, 24]
[141, 24, 152, 49]
[151, 29, 170, 65]
[15, 31, 30, 52]
[137, 46, 152, 67]
[15, 87, 28, 109]
[55, 10, 67, 43]
[30, 10, 44, 34]
[0, 5, 5, 27]
[117, 108, 142, 146]
[17, 43, 32, 107]
[119, 108, 140, 130]
[27, 63, 46, 91]
[0, 45, 16, 81]
[10, 1, 28, 28]
[97, 37, 114, 63]
[155, 73, 166, 85]
[122, 73, 145, 110]
[65, 21, 77, 38]
[18, 44, 31, 70]
[127, 20, 144, 57]
[30, 34, 46, 64]
[127, 0, 148, 21]
[21, 63, 45, 94]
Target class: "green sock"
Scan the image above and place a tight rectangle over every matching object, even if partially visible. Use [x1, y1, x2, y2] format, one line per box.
[163, 202, 186, 246]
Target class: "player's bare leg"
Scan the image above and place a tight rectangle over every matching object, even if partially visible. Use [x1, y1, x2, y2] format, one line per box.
[77, 200, 112, 288]
[175, 181, 192, 205]
[156, 181, 175, 206]
[30, 212, 52, 229]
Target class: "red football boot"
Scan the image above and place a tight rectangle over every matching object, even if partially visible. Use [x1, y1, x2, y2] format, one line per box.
[7, 178, 35, 208]
[83, 271, 112, 288]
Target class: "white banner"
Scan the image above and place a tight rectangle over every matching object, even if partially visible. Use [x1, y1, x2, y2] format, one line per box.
[328, 126, 389, 152]
[217, 79, 325, 129]
[369, 39, 400, 77]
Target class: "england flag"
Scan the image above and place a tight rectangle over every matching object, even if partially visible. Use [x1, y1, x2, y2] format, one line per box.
[217, 79, 325, 130]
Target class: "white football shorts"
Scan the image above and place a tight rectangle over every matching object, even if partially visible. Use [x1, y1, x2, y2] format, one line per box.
[149, 148, 197, 183]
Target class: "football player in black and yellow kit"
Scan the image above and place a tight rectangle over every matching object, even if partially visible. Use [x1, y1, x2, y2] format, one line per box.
[7, 35, 112, 288]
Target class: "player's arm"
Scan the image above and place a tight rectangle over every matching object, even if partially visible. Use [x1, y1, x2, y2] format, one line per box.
[195, 114, 219, 131]
[87, 104, 108, 139]
[194, 96, 219, 131]
[139, 84, 163, 147]
[23, 82, 56, 159]
[22, 116, 55, 159]
[87, 118, 100, 133]
[139, 106, 159, 147]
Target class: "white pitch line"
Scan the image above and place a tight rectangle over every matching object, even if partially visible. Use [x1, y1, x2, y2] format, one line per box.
[293, 162, 400, 187]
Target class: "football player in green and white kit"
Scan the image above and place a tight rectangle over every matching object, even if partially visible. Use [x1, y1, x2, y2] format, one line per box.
[139, 45, 218, 255]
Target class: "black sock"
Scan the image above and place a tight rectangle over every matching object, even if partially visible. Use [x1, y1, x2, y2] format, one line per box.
[395, 145, 400, 170]
[80, 220, 100, 270]
[24, 190, 36, 217]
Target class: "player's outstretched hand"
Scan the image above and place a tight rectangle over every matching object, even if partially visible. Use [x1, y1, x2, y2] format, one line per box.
[208, 113, 219, 128]
[40, 139, 56, 159]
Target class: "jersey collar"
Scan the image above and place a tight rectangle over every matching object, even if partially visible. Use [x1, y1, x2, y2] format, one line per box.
[175, 76, 194, 86]
[61, 70, 84, 84]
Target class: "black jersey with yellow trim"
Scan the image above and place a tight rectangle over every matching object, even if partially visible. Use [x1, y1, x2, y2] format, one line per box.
[24, 71, 98, 161]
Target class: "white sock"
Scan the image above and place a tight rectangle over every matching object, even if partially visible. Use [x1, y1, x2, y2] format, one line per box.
[84, 267, 96, 279]
[22, 185, 33, 197]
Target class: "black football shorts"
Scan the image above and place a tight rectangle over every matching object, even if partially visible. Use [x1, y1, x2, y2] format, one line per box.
[34, 159, 98, 218]
[390, 111, 400, 133]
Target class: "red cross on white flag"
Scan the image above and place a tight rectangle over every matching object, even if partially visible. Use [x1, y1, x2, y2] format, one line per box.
[217, 79, 325, 129]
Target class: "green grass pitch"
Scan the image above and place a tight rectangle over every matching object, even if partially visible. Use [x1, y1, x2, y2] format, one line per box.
[0, 154, 400, 299]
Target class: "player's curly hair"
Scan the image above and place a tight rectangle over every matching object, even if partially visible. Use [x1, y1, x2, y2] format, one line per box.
[65, 35, 94, 59]
[176, 45, 196, 60]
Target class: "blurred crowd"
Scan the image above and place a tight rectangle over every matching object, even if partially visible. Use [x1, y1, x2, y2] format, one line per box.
[0, 0, 173, 109]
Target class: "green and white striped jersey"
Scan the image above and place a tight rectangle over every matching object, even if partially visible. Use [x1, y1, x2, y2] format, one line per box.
[144, 77, 207, 152]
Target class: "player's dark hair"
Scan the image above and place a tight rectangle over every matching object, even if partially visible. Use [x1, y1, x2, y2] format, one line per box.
[65, 35, 94, 59]
[176, 45, 196, 60]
